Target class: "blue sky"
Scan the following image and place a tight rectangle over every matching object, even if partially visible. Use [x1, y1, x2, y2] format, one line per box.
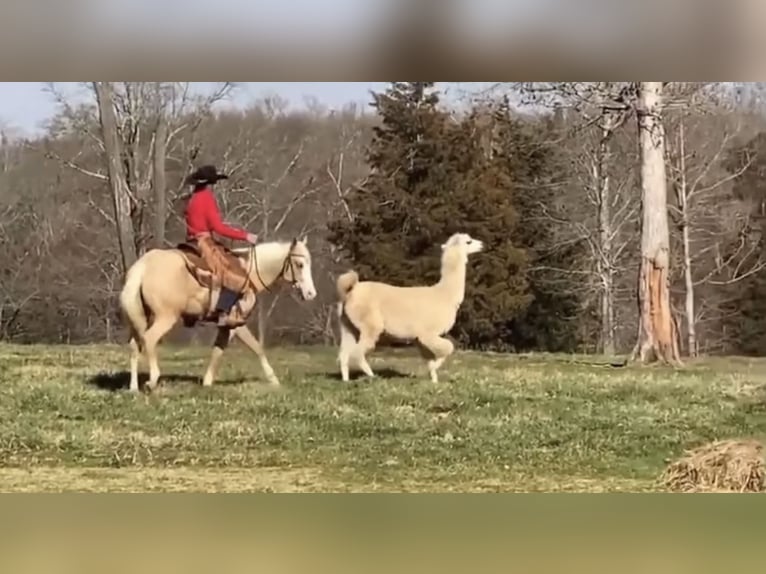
[0, 82, 491, 136]
[0, 83, 382, 135]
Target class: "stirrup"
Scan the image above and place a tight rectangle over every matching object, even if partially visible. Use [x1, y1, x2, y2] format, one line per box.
[217, 311, 246, 328]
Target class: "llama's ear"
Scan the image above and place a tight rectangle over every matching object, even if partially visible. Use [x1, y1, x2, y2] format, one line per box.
[301, 235, 309, 245]
[441, 242, 447, 251]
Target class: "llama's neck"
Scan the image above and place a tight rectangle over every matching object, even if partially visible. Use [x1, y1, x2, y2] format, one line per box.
[435, 250, 468, 305]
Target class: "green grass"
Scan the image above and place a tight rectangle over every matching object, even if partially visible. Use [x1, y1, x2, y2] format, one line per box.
[2, 342, 766, 492]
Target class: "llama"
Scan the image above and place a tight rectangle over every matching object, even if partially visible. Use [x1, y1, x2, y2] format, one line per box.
[335, 232, 483, 383]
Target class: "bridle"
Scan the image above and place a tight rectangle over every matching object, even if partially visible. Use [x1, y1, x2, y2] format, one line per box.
[249, 239, 308, 295]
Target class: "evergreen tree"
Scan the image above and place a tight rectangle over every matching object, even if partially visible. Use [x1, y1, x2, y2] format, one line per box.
[734, 246, 766, 356]
[328, 82, 532, 350]
[328, 82, 447, 283]
[489, 100, 588, 352]
[724, 131, 766, 355]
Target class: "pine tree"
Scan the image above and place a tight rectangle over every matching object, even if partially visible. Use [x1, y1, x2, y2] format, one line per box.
[724, 131, 766, 354]
[328, 82, 447, 284]
[328, 82, 532, 350]
[446, 110, 531, 348]
[489, 99, 588, 352]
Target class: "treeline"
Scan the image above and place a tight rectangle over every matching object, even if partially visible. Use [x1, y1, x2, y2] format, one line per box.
[3, 81, 766, 357]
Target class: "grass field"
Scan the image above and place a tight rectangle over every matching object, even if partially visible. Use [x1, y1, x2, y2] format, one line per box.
[1, 341, 766, 492]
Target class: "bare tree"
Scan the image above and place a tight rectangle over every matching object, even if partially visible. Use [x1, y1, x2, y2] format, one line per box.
[665, 95, 762, 356]
[0, 92, 379, 345]
[44, 82, 236, 272]
[514, 82, 637, 354]
[196, 100, 371, 344]
[152, 106, 169, 248]
[632, 82, 681, 364]
[93, 82, 137, 272]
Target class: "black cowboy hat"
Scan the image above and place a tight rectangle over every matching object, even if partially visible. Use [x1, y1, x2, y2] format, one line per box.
[185, 165, 229, 186]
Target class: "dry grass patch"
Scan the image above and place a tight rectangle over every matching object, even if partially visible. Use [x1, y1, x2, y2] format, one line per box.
[661, 439, 765, 493]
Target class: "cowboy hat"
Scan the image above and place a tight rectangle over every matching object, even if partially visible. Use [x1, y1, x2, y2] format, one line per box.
[185, 165, 230, 186]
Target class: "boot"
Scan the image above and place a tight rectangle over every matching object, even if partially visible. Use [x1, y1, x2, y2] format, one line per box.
[217, 306, 248, 328]
[215, 288, 245, 328]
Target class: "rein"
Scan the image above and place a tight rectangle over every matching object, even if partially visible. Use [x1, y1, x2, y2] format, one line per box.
[247, 241, 306, 295]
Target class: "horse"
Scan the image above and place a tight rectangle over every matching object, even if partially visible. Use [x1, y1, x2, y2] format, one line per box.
[118, 237, 317, 392]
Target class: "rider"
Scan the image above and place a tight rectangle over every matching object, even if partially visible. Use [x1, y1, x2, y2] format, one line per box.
[184, 164, 259, 327]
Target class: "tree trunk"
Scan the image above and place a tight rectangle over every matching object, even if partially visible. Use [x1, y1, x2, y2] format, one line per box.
[676, 117, 697, 357]
[632, 82, 682, 364]
[93, 82, 137, 275]
[153, 112, 168, 249]
[597, 109, 617, 355]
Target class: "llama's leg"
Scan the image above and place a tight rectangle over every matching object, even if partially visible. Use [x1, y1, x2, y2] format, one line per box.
[338, 317, 356, 382]
[338, 325, 374, 380]
[353, 320, 383, 379]
[142, 315, 177, 391]
[232, 325, 280, 386]
[202, 327, 234, 387]
[128, 333, 143, 393]
[338, 312, 375, 381]
[417, 335, 455, 383]
[354, 352, 375, 378]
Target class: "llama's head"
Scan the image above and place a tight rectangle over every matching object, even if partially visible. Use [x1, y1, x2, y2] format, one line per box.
[441, 233, 484, 257]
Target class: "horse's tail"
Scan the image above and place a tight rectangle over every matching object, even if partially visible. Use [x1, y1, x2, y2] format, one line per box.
[119, 255, 149, 343]
[336, 270, 359, 303]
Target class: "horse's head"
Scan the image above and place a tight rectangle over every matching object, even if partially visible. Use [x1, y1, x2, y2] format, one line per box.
[282, 236, 317, 301]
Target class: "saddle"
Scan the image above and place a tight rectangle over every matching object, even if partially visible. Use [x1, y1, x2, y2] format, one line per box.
[176, 241, 210, 271]
[173, 242, 255, 329]
[174, 242, 223, 322]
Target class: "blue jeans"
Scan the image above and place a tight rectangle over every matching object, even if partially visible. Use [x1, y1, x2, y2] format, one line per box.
[216, 288, 239, 313]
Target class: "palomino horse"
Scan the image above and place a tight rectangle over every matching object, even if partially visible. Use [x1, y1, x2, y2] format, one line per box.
[118, 238, 317, 392]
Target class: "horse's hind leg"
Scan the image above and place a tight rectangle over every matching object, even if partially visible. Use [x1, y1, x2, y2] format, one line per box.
[142, 314, 178, 391]
[128, 333, 143, 392]
[232, 325, 280, 386]
[202, 327, 234, 387]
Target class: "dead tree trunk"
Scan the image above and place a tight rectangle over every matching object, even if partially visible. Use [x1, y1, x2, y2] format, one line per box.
[632, 82, 682, 364]
[596, 109, 617, 355]
[153, 112, 168, 248]
[674, 116, 697, 357]
[93, 81, 137, 274]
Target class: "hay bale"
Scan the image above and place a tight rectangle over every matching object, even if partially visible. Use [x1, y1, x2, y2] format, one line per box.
[661, 439, 765, 493]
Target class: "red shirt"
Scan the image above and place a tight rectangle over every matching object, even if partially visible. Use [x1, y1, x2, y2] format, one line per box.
[185, 187, 248, 241]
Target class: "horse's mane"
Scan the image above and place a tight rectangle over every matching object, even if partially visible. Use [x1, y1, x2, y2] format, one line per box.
[230, 240, 296, 259]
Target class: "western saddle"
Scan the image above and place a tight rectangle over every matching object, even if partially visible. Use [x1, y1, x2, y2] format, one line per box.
[175, 242, 226, 326]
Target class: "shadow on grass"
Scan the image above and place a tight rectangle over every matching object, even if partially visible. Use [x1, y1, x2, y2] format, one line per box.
[510, 354, 629, 369]
[86, 371, 247, 392]
[322, 367, 415, 382]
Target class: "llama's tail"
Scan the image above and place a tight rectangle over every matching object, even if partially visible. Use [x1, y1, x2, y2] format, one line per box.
[336, 270, 359, 303]
[119, 255, 149, 344]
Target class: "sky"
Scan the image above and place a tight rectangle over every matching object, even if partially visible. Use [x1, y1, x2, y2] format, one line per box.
[0, 82, 492, 137]
[0, 83, 382, 135]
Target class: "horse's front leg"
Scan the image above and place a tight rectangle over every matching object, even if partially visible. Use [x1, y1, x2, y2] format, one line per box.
[202, 326, 234, 387]
[232, 325, 280, 386]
